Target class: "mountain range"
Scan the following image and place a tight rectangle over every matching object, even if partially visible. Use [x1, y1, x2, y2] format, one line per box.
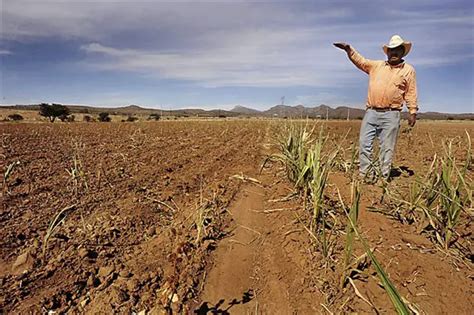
[2, 104, 473, 120]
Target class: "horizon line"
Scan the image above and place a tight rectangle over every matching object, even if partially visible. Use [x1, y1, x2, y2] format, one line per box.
[1, 103, 473, 115]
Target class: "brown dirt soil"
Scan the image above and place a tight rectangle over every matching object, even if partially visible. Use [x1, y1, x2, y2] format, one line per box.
[1, 119, 473, 314]
[194, 120, 473, 314]
[1, 121, 265, 313]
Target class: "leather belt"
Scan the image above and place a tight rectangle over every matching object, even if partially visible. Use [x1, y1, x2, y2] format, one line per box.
[368, 107, 401, 112]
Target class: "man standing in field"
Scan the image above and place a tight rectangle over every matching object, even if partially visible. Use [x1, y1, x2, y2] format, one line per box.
[334, 35, 418, 182]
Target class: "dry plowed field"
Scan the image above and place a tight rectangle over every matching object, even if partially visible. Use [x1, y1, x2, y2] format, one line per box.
[1, 120, 473, 314]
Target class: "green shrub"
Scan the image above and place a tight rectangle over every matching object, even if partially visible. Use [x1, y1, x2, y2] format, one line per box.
[7, 114, 24, 121]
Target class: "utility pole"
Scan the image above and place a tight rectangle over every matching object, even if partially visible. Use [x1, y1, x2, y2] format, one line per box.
[347, 108, 350, 121]
[281, 96, 285, 105]
[326, 107, 329, 121]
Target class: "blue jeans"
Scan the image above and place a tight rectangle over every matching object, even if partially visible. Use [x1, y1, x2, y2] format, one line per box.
[359, 109, 401, 178]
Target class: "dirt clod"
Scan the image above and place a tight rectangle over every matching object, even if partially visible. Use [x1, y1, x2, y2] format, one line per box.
[87, 275, 100, 287]
[98, 265, 115, 279]
[12, 249, 35, 275]
[119, 270, 132, 278]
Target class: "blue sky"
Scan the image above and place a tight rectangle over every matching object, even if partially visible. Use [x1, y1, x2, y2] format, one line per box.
[1, 0, 473, 113]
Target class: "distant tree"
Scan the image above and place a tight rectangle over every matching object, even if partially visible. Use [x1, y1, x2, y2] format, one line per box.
[83, 115, 93, 122]
[39, 103, 70, 122]
[58, 113, 68, 122]
[7, 114, 24, 121]
[126, 115, 138, 122]
[148, 113, 161, 121]
[98, 112, 111, 122]
[58, 113, 75, 122]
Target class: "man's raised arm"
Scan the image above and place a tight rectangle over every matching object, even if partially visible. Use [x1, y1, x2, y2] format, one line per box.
[333, 42, 376, 74]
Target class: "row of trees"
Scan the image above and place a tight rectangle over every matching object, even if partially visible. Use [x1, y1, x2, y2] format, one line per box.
[87, 112, 159, 122]
[38, 103, 161, 122]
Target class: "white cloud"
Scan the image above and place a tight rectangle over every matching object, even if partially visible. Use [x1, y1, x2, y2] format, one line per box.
[1, 2, 348, 41]
[2, 1, 473, 89]
[0, 50, 12, 55]
[79, 27, 361, 88]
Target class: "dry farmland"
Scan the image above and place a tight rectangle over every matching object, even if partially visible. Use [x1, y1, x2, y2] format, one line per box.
[1, 119, 473, 314]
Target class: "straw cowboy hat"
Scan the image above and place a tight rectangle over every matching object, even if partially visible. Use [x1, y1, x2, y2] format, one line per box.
[383, 35, 412, 57]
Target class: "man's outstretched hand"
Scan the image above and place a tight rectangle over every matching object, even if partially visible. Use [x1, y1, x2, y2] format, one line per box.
[333, 42, 350, 52]
[408, 113, 416, 127]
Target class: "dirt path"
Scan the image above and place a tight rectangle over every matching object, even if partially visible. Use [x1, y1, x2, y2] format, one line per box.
[195, 126, 322, 314]
[197, 183, 266, 313]
[195, 172, 322, 314]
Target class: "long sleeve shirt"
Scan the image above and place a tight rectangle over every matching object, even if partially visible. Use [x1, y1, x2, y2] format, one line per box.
[348, 47, 418, 114]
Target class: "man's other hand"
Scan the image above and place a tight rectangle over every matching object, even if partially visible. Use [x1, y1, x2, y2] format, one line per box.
[333, 42, 350, 52]
[408, 113, 416, 127]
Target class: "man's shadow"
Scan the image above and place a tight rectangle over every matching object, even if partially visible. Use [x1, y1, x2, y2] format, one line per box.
[194, 290, 254, 314]
[390, 165, 415, 179]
